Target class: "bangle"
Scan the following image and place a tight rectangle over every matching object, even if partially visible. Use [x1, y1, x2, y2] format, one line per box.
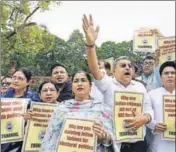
[85, 43, 95, 48]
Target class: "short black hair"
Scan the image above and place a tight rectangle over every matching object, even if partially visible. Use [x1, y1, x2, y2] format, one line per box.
[159, 61, 176, 76]
[13, 68, 32, 82]
[104, 61, 111, 71]
[50, 63, 67, 75]
[38, 81, 59, 94]
[144, 56, 155, 62]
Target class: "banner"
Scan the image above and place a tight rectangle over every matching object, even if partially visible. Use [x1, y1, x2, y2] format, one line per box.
[114, 92, 144, 142]
[133, 28, 157, 53]
[105, 57, 114, 73]
[22, 102, 56, 152]
[163, 95, 176, 141]
[1, 98, 28, 144]
[158, 36, 176, 64]
[56, 118, 97, 152]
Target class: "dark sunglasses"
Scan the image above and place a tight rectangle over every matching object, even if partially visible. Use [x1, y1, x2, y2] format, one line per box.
[120, 63, 132, 68]
[1, 82, 11, 86]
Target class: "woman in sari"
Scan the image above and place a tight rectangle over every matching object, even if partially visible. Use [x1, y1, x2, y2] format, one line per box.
[41, 71, 118, 152]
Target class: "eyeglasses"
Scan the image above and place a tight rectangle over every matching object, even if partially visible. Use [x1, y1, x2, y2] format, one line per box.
[119, 63, 132, 68]
[143, 61, 154, 66]
[1, 82, 11, 86]
[162, 71, 176, 76]
[12, 75, 25, 81]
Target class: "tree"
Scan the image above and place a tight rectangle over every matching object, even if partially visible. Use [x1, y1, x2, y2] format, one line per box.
[98, 41, 116, 59]
[35, 36, 69, 76]
[66, 29, 88, 74]
[1, 0, 60, 75]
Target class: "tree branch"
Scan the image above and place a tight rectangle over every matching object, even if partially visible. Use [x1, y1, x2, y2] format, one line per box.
[9, 7, 16, 21]
[6, 22, 37, 39]
[24, 6, 40, 23]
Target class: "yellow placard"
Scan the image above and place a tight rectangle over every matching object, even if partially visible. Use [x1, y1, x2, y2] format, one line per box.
[56, 118, 97, 152]
[105, 57, 114, 73]
[22, 102, 56, 152]
[114, 92, 144, 142]
[158, 36, 176, 64]
[133, 29, 157, 53]
[163, 95, 176, 140]
[1, 98, 28, 144]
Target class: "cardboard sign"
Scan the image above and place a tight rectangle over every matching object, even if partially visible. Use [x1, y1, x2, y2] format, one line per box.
[114, 92, 144, 142]
[158, 36, 175, 64]
[163, 95, 176, 141]
[22, 102, 56, 152]
[133, 29, 157, 53]
[1, 98, 28, 144]
[56, 118, 97, 152]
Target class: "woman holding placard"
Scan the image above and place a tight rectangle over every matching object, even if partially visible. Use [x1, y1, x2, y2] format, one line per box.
[1, 68, 40, 152]
[41, 71, 119, 152]
[23, 81, 59, 120]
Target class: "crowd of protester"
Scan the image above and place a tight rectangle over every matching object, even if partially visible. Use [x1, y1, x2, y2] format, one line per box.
[0, 15, 175, 152]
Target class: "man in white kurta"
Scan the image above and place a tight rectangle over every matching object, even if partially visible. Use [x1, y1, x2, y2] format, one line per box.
[147, 61, 176, 152]
[82, 15, 154, 152]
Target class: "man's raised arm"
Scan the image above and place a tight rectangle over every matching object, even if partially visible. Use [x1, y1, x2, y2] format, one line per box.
[82, 14, 103, 80]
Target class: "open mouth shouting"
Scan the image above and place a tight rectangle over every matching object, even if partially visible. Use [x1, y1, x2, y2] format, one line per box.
[124, 72, 131, 76]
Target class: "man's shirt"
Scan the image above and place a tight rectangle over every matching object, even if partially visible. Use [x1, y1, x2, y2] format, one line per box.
[94, 75, 154, 143]
[147, 87, 175, 152]
[137, 65, 162, 91]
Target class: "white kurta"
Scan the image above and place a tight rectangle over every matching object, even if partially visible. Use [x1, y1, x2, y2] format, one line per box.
[94, 75, 154, 143]
[147, 87, 175, 152]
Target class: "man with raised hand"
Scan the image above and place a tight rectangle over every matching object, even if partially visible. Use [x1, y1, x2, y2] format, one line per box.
[82, 14, 153, 152]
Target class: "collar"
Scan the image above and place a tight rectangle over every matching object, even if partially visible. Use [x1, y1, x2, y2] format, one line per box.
[161, 87, 175, 95]
[112, 77, 136, 87]
[142, 73, 154, 79]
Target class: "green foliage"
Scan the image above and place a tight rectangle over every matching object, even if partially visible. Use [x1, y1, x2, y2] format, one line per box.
[1, 1, 142, 77]
[1, 0, 56, 75]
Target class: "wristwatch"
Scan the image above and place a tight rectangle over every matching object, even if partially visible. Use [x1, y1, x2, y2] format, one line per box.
[143, 113, 152, 124]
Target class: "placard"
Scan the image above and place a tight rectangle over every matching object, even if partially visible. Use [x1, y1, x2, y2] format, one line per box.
[158, 36, 175, 64]
[22, 102, 56, 152]
[133, 29, 157, 53]
[114, 92, 144, 142]
[163, 95, 176, 140]
[1, 98, 28, 144]
[56, 118, 97, 152]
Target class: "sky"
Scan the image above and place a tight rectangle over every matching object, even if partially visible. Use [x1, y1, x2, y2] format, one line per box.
[32, 1, 175, 46]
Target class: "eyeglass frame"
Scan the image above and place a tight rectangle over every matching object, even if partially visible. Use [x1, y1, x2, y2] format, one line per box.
[12, 75, 26, 81]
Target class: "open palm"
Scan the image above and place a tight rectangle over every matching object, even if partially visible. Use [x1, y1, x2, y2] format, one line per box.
[82, 14, 99, 45]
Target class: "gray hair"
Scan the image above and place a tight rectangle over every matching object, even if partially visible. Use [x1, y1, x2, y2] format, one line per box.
[113, 56, 132, 70]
